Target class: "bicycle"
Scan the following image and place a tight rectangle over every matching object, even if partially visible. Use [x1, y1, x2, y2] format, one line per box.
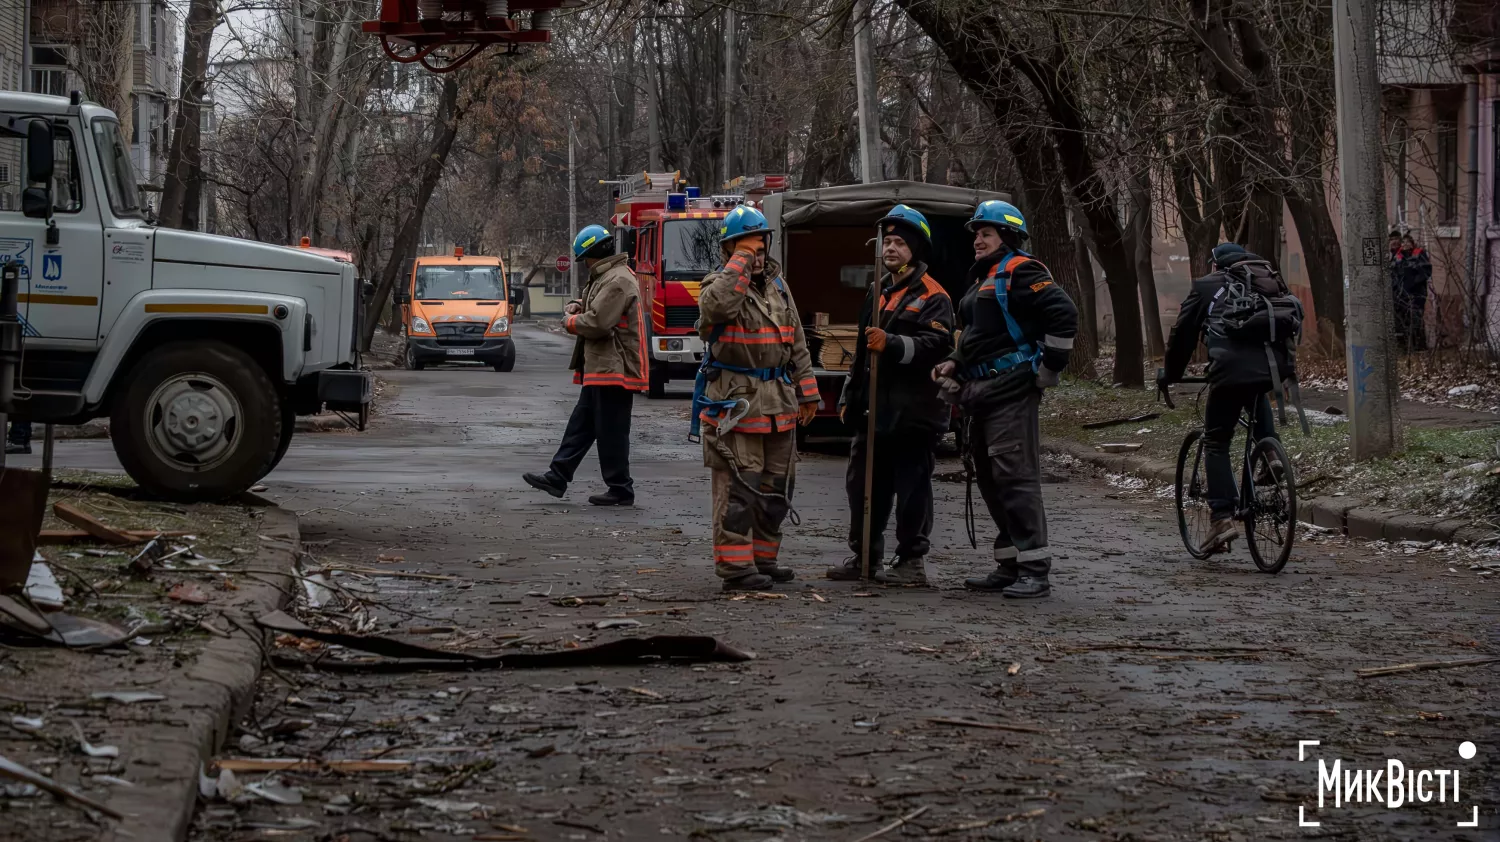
[1157, 371, 1297, 573]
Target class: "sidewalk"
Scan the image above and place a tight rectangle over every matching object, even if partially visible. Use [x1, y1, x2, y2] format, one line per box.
[0, 493, 297, 842]
[1040, 380, 1500, 546]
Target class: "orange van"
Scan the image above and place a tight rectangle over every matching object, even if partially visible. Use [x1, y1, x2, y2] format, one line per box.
[397, 248, 523, 371]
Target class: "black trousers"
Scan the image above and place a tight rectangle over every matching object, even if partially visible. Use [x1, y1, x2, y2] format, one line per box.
[1203, 383, 1277, 519]
[7, 421, 30, 445]
[846, 430, 937, 561]
[972, 389, 1050, 576]
[549, 385, 634, 496]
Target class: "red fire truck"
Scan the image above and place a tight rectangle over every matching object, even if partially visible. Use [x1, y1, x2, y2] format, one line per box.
[608, 173, 789, 397]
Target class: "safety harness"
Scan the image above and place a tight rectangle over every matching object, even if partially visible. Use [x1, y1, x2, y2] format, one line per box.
[960, 252, 1043, 381]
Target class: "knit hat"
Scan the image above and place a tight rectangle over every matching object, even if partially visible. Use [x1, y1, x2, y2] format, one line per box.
[1211, 242, 1247, 266]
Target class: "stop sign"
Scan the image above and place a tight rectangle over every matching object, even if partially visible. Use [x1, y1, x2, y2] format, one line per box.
[556, 255, 572, 273]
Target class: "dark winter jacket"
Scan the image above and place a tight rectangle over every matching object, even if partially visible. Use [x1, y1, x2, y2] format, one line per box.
[949, 249, 1078, 411]
[1391, 247, 1431, 299]
[840, 262, 956, 435]
[1163, 251, 1296, 388]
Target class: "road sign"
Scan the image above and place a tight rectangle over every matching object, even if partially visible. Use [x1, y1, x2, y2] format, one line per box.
[556, 255, 571, 273]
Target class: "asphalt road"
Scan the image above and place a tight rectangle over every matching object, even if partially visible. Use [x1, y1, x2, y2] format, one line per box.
[30, 324, 1498, 840]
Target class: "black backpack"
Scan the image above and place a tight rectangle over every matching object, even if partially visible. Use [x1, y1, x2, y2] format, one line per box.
[1206, 259, 1310, 433]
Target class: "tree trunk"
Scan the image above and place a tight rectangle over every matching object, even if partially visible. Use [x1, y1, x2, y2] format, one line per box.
[1169, 149, 1221, 278]
[362, 75, 472, 351]
[160, 0, 218, 230]
[1129, 169, 1164, 358]
[1285, 185, 1346, 350]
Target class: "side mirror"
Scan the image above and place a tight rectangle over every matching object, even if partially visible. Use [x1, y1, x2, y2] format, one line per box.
[509, 285, 525, 306]
[21, 186, 50, 219]
[361, 280, 375, 301]
[394, 288, 410, 304]
[26, 120, 54, 185]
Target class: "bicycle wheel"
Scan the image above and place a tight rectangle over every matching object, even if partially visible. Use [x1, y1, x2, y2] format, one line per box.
[1245, 436, 1296, 573]
[1175, 430, 1215, 559]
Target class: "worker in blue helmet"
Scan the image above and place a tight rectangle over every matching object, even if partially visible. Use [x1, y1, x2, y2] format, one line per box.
[523, 223, 649, 506]
[931, 199, 1078, 599]
[694, 203, 820, 591]
[827, 204, 955, 586]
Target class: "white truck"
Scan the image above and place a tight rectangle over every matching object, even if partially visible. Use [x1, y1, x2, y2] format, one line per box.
[0, 91, 371, 499]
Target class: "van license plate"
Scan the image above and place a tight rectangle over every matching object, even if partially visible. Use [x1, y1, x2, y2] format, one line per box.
[446, 348, 476, 356]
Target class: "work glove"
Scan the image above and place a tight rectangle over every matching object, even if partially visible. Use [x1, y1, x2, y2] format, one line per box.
[864, 327, 887, 353]
[932, 360, 962, 404]
[798, 402, 818, 427]
[1036, 364, 1060, 389]
[564, 300, 582, 316]
[734, 235, 766, 255]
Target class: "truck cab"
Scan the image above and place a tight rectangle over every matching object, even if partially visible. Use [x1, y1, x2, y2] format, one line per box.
[0, 92, 371, 499]
[396, 248, 524, 372]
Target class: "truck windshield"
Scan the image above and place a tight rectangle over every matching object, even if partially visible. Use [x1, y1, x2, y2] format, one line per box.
[661, 219, 721, 279]
[415, 265, 505, 299]
[90, 119, 142, 218]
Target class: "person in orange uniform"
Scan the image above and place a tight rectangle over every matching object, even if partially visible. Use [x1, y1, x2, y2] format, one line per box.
[523, 224, 648, 506]
[693, 205, 819, 591]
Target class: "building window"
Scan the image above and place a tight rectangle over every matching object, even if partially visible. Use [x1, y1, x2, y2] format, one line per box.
[544, 268, 569, 295]
[1436, 117, 1458, 224]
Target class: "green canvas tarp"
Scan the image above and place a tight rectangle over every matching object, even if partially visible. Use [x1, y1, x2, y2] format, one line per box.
[763, 180, 1013, 230]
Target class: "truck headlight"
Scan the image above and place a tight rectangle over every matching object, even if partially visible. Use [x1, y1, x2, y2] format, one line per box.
[411, 316, 432, 334]
[488, 316, 510, 335]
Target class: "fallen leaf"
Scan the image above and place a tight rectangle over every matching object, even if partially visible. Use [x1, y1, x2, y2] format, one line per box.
[167, 582, 210, 605]
[1007, 663, 1021, 676]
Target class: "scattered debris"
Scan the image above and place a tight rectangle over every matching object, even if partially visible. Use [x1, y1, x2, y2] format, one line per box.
[1356, 656, 1500, 679]
[1081, 412, 1160, 430]
[130, 539, 169, 576]
[1095, 443, 1142, 453]
[245, 778, 303, 805]
[417, 797, 482, 814]
[167, 582, 211, 605]
[52, 502, 136, 546]
[926, 717, 1050, 735]
[927, 808, 1046, 835]
[214, 758, 412, 773]
[595, 618, 643, 630]
[90, 691, 166, 704]
[319, 564, 455, 581]
[37, 529, 191, 546]
[23, 560, 64, 610]
[1006, 663, 1021, 676]
[0, 754, 124, 819]
[694, 805, 855, 831]
[10, 716, 43, 731]
[852, 805, 930, 842]
[1447, 384, 1481, 397]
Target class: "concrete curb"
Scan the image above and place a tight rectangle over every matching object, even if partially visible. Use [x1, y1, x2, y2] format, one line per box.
[1042, 437, 1496, 547]
[100, 506, 298, 842]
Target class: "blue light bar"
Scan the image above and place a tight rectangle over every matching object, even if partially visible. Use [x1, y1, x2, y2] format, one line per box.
[684, 187, 701, 199]
[667, 192, 688, 210]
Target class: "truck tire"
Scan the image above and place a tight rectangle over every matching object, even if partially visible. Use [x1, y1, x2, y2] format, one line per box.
[493, 348, 515, 372]
[647, 362, 667, 399]
[404, 342, 425, 371]
[269, 402, 295, 471]
[110, 341, 284, 500]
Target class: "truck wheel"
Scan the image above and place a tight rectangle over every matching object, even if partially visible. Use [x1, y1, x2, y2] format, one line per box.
[404, 343, 425, 371]
[647, 362, 666, 399]
[269, 402, 295, 471]
[493, 350, 515, 372]
[110, 341, 283, 500]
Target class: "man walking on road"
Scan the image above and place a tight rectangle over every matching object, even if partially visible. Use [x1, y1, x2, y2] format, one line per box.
[695, 205, 820, 591]
[827, 205, 954, 586]
[933, 201, 1077, 599]
[523, 224, 648, 506]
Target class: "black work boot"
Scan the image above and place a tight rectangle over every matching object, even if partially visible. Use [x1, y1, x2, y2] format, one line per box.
[522, 471, 566, 498]
[588, 490, 635, 506]
[964, 564, 1019, 592]
[1003, 557, 1051, 599]
[722, 572, 775, 592]
[824, 556, 868, 581]
[758, 564, 795, 583]
[875, 556, 928, 586]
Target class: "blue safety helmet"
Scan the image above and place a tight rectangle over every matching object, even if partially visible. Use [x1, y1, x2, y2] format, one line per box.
[966, 199, 1028, 238]
[718, 204, 771, 248]
[571, 224, 614, 259]
[877, 204, 932, 250]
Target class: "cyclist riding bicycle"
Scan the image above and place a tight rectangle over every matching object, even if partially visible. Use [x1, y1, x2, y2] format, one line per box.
[1160, 242, 1298, 553]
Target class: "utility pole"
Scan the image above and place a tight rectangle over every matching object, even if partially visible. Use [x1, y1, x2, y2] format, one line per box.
[1332, 0, 1399, 459]
[851, 0, 880, 184]
[722, 6, 736, 186]
[645, 9, 662, 172]
[567, 112, 577, 298]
